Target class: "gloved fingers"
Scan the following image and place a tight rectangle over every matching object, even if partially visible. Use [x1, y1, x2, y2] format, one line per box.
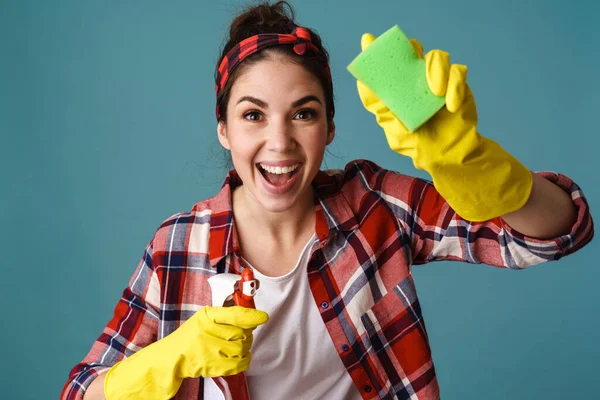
[381, 120, 417, 156]
[203, 321, 253, 341]
[424, 49, 450, 97]
[360, 33, 376, 51]
[217, 353, 253, 377]
[199, 352, 253, 378]
[356, 80, 382, 112]
[239, 335, 254, 356]
[409, 38, 424, 59]
[215, 336, 254, 359]
[205, 306, 269, 330]
[446, 64, 468, 113]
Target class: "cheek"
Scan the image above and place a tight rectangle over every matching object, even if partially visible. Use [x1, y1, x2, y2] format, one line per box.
[228, 138, 258, 165]
[306, 127, 330, 151]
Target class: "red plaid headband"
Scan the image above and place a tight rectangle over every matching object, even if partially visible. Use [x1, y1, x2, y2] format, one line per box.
[215, 25, 331, 119]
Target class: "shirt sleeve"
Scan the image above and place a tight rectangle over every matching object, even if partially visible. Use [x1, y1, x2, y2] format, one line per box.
[374, 163, 594, 269]
[60, 239, 161, 400]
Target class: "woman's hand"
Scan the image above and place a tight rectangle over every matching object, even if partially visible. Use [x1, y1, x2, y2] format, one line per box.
[103, 306, 268, 399]
[356, 32, 533, 222]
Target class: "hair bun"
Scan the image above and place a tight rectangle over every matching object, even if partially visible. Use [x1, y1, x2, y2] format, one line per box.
[229, 1, 295, 40]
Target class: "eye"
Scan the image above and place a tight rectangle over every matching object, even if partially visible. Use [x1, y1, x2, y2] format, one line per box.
[294, 109, 317, 121]
[244, 111, 263, 121]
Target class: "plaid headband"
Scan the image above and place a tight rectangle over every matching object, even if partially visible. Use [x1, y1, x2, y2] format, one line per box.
[215, 24, 332, 119]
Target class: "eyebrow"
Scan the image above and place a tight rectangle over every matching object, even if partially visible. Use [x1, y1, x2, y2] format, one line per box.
[236, 96, 267, 108]
[236, 95, 322, 108]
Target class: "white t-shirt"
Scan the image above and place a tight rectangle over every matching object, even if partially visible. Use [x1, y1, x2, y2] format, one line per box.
[243, 234, 362, 400]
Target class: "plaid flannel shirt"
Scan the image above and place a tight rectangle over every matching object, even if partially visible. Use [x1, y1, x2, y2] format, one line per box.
[61, 159, 593, 400]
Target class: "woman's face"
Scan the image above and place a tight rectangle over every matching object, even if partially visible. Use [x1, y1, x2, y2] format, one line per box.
[218, 54, 335, 214]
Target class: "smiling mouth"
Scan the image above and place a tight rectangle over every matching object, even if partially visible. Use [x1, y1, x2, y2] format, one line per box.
[256, 163, 301, 186]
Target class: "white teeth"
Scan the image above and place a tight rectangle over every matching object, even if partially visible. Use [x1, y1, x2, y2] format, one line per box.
[259, 163, 300, 174]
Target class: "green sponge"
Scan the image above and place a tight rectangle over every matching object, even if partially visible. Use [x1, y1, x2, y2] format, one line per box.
[347, 25, 445, 132]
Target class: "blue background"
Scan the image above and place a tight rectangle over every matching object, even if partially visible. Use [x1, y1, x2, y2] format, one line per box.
[1, 0, 598, 398]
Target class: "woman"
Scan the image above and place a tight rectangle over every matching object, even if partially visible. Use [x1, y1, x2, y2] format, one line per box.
[61, 2, 593, 399]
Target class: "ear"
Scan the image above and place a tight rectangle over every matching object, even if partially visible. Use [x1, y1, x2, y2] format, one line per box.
[326, 120, 336, 145]
[217, 121, 230, 150]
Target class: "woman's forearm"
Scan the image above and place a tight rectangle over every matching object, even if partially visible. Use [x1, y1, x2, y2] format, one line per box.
[82, 371, 107, 400]
[501, 172, 576, 239]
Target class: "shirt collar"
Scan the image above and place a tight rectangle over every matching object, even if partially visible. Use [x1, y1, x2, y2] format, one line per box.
[207, 169, 358, 268]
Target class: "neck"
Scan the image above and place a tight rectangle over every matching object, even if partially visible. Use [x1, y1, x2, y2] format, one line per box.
[231, 185, 316, 249]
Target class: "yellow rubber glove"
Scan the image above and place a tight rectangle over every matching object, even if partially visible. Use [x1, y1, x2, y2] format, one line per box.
[357, 33, 533, 221]
[104, 306, 269, 400]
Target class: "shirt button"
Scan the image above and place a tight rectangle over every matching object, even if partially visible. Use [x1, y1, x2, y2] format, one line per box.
[363, 385, 372, 393]
[321, 301, 329, 309]
[341, 344, 350, 352]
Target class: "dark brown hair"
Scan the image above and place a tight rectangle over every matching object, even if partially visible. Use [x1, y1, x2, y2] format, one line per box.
[215, 1, 334, 124]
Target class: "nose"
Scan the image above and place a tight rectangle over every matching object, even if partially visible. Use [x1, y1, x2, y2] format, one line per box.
[264, 118, 296, 153]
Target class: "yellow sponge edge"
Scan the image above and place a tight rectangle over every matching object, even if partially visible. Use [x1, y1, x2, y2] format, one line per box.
[347, 25, 445, 132]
